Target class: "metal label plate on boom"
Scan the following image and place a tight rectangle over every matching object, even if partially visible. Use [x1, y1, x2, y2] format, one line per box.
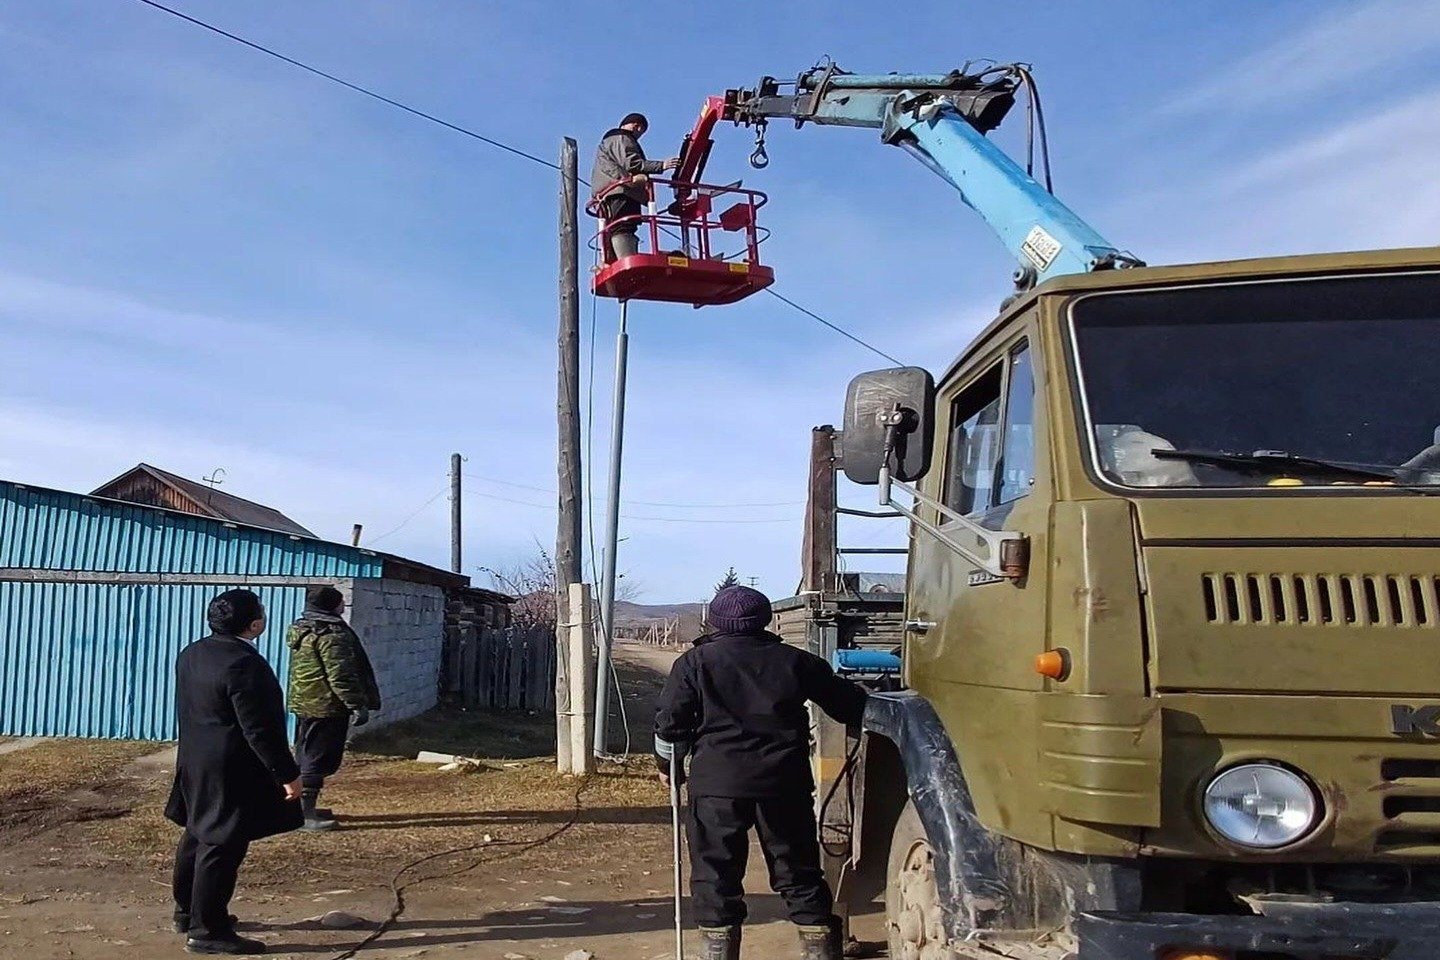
[1021, 225, 1062, 272]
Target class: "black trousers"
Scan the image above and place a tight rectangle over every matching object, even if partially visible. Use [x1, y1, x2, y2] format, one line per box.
[172, 829, 249, 939]
[686, 794, 834, 928]
[295, 715, 350, 791]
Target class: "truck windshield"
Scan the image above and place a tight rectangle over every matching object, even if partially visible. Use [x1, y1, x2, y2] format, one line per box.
[1070, 272, 1440, 490]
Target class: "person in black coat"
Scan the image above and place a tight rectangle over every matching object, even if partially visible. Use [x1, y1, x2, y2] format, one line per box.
[654, 585, 868, 960]
[165, 589, 303, 955]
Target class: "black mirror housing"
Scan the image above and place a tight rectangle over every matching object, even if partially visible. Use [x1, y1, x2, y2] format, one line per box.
[841, 367, 936, 485]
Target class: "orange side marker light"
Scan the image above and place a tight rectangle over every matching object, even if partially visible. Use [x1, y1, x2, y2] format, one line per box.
[1035, 649, 1070, 681]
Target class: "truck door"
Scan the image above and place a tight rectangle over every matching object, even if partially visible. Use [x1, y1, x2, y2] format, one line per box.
[904, 325, 1051, 834]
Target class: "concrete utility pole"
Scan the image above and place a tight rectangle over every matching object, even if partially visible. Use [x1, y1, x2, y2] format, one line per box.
[555, 137, 585, 773]
[593, 300, 630, 757]
[450, 453, 463, 574]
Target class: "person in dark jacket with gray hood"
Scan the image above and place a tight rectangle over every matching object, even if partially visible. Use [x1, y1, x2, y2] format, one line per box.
[591, 112, 679, 261]
[654, 585, 868, 960]
[166, 589, 302, 955]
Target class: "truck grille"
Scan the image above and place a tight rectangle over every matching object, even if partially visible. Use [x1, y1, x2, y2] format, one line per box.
[1201, 572, 1440, 627]
[1378, 758, 1440, 855]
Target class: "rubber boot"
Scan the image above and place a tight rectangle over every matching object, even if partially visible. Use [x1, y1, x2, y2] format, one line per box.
[300, 789, 337, 832]
[697, 925, 740, 960]
[797, 920, 843, 960]
[611, 230, 639, 260]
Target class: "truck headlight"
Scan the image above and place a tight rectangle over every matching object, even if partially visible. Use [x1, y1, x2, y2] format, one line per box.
[1202, 763, 1321, 849]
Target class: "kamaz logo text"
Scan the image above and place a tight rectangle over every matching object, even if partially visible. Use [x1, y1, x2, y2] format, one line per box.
[1391, 705, 1440, 736]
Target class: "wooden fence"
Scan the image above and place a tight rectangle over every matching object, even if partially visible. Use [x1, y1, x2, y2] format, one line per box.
[446, 624, 556, 711]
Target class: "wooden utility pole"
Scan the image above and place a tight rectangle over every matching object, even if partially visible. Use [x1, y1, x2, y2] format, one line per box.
[450, 453, 463, 574]
[801, 426, 839, 592]
[555, 137, 586, 773]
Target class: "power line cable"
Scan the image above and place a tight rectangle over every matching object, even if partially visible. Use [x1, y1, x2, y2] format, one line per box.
[463, 471, 800, 509]
[762, 288, 905, 366]
[132, 0, 563, 174]
[367, 486, 447, 544]
[132, 0, 908, 367]
[463, 488, 792, 523]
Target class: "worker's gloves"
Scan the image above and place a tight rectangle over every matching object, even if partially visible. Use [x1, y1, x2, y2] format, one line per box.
[353, 708, 370, 727]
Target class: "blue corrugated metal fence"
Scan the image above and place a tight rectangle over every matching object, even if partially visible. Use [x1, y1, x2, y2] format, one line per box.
[0, 480, 390, 739]
[0, 581, 307, 739]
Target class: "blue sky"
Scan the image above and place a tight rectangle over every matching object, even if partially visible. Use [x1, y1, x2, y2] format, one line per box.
[3, 1, 1438, 602]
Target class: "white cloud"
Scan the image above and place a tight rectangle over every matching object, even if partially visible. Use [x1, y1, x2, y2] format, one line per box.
[1128, 86, 1440, 263]
[1166, 0, 1440, 115]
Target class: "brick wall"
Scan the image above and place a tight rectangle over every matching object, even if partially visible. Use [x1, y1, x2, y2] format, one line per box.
[345, 577, 447, 729]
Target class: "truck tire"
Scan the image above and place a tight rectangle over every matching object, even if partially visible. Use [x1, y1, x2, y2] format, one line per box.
[885, 799, 950, 960]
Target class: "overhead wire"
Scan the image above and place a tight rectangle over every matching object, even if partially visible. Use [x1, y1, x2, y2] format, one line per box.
[463, 472, 801, 509]
[130, 0, 908, 367]
[132, 0, 563, 174]
[463, 488, 792, 523]
[367, 487, 447, 545]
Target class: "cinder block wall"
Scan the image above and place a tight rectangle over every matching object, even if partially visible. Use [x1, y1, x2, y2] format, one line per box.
[344, 578, 447, 729]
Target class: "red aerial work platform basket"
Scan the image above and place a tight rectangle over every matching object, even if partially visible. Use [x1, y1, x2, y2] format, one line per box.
[590, 96, 775, 306]
[588, 176, 774, 307]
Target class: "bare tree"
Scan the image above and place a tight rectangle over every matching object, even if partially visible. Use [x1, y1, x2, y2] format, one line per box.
[481, 545, 558, 630]
[481, 543, 644, 630]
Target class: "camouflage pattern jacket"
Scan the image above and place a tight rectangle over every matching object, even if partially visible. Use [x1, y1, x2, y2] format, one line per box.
[285, 611, 382, 718]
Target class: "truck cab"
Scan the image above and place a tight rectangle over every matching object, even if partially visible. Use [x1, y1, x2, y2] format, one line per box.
[836, 248, 1440, 959]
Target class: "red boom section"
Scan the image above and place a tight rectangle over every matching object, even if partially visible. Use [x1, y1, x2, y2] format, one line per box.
[673, 95, 727, 190]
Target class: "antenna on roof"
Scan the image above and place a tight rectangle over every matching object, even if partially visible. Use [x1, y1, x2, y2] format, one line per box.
[202, 468, 226, 506]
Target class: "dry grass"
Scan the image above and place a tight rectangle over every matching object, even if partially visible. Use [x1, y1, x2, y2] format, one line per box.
[0, 739, 157, 834]
[51, 706, 670, 893]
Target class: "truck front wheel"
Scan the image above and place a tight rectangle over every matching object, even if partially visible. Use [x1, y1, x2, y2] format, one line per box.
[885, 799, 949, 960]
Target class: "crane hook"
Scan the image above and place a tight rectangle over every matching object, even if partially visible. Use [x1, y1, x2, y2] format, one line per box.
[749, 121, 769, 169]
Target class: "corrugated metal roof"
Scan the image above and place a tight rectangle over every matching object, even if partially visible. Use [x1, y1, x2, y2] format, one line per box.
[0, 479, 384, 577]
[92, 463, 317, 538]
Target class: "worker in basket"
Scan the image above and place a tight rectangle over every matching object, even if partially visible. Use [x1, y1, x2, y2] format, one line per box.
[654, 585, 868, 960]
[591, 112, 679, 262]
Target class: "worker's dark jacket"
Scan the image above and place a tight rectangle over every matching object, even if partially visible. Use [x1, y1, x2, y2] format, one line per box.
[165, 634, 303, 844]
[591, 128, 665, 203]
[654, 631, 868, 798]
[285, 610, 382, 719]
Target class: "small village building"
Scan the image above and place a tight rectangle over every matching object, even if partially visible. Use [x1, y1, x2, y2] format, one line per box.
[93, 463, 316, 537]
[0, 475, 510, 740]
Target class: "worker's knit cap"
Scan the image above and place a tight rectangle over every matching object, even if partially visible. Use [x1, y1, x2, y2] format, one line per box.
[708, 585, 773, 635]
[306, 585, 344, 614]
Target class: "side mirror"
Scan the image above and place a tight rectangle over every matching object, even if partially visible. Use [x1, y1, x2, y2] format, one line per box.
[841, 367, 935, 485]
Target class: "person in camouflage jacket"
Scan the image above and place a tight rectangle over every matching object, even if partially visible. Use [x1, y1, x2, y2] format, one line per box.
[285, 585, 381, 830]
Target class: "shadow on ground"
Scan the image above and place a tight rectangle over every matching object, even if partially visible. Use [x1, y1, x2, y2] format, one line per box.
[259, 895, 794, 952]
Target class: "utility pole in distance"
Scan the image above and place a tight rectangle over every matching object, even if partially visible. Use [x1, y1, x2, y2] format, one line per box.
[450, 453, 463, 574]
[555, 137, 586, 773]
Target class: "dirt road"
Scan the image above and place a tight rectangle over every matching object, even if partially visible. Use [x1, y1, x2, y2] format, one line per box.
[0, 642, 875, 959]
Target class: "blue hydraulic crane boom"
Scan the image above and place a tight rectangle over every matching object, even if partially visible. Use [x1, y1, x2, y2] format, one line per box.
[682, 61, 1141, 289]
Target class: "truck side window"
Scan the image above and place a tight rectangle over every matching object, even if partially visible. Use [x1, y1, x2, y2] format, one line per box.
[943, 364, 1003, 516]
[996, 342, 1035, 504]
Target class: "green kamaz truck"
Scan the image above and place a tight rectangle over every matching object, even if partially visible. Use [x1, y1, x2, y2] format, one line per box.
[834, 250, 1440, 960]
[678, 62, 1440, 958]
